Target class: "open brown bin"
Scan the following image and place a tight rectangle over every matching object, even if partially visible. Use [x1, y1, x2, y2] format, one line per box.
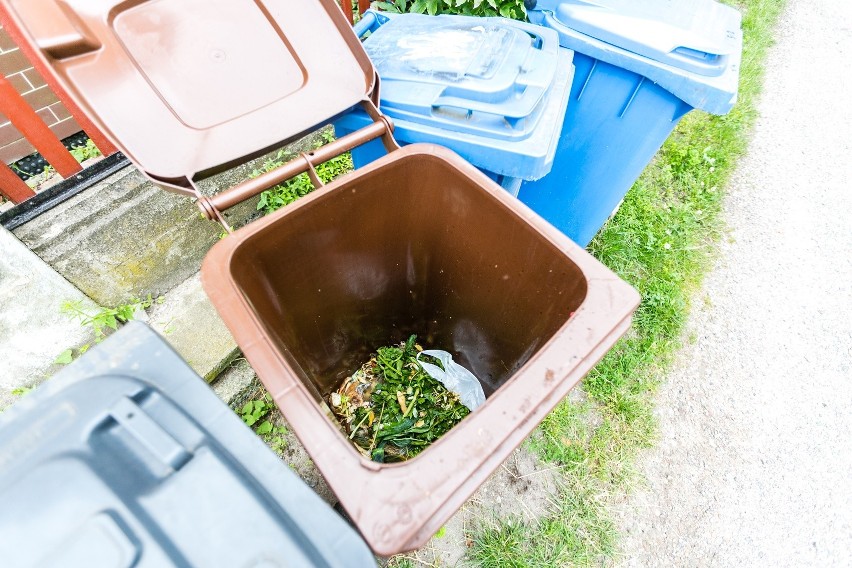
[202, 143, 639, 554]
[3, 0, 640, 556]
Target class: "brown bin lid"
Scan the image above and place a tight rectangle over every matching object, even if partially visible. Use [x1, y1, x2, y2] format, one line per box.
[1, 0, 375, 192]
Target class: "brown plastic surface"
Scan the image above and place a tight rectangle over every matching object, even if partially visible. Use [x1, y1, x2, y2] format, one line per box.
[0, 0, 375, 193]
[202, 144, 640, 555]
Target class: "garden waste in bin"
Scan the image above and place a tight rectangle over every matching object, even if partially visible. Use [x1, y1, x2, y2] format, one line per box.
[334, 10, 575, 196]
[519, 0, 743, 245]
[0, 322, 375, 568]
[2, 0, 640, 555]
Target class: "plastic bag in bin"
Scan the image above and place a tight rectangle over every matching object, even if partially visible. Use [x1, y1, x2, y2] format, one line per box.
[417, 350, 486, 411]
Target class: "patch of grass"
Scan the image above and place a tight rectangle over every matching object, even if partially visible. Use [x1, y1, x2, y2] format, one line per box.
[60, 295, 158, 341]
[386, 558, 416, 568]
[255, 131, 354, 215]
[56, 295, 163, 364]
[528, 397, 597, 470]
[469, 0, 786, 563]
[471, 475, 615, 567]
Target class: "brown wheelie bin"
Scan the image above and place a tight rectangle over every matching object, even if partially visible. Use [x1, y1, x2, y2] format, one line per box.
[3, 0, 640, 555]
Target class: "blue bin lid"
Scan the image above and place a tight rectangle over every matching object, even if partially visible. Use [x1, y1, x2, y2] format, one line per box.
[0, 323, 375, 568]
[362, 12, 564, 141]
[527, 0, 742, 114]
[344, 11, 574, 180]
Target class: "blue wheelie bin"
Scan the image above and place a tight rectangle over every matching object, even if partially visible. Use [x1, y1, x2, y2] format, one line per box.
[334, 10, 575, 196]
[519, 0, 743, 245]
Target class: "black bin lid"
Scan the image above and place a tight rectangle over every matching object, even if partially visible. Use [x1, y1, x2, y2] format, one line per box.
[0, 322, 375, 568]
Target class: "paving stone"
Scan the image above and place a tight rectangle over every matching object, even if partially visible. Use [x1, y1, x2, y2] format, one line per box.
[0, 227, 98, 409]
[147, 272, 239, 382]
[12, 128, 329, 307]
[211, 358, 258, 407]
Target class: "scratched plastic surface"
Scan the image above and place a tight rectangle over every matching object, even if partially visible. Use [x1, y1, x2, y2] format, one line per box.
[0, 323, 375, 568]
[364, 20, 515, 80]
[334, 11, 574, 183]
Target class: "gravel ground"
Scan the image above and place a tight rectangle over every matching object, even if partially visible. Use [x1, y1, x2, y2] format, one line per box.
[615, 0, 852, 565]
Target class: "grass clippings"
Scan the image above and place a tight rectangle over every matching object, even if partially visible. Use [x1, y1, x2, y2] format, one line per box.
[330, 335, 470, 463]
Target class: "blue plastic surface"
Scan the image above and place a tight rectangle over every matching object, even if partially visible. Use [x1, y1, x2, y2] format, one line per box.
[362, 12, 560, 139]
[336, 11, 574, 190]
[0, 323, 375, 568]
[518, 0, 742, 246]
[528, 0, 742, 113]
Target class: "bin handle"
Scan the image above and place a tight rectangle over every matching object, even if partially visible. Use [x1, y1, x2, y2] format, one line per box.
[352, 10, 392, 39]
[196, 99, 399, 230]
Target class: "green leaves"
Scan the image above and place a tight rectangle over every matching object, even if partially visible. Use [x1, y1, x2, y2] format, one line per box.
[373, 1, 402, 12]
[54, 349, 74, 365]
[239, 394, 287, 449]
[55, 296, 162, 366]
[371, 0, 526, 19]
[372, 0, 411, 12]
[60, 295, 158, 342]
[331, 335, 470, 463]
[240, 398, 272, 426]
[69, 139, 102, 163]
[255, 133, 354, 215]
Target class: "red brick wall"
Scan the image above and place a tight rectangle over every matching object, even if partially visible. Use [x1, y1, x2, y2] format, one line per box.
[0, 24, 81, 165]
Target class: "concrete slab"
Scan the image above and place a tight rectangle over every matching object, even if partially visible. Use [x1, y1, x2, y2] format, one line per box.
[13, 166, 222, 308]
[12, 128, 330, 308]
[211, 358, 257, 407]
[0, 227, 98, 409]
[147, 272, 239, 382]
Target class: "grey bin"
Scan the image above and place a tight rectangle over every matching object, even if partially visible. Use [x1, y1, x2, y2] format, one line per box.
[0, 321, 375, 568]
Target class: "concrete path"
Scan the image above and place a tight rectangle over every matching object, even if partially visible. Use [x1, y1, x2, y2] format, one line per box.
[616, 0, 852, 566]
[0, 227, 98, 409]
